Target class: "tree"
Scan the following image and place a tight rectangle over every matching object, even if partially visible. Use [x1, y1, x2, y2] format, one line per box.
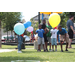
[2, 12, 22, 41]
[0, 12, 7, 48]
[60, 12, 75, 28]
[0, 12, 22, 48]
[3, 12, 22, 34]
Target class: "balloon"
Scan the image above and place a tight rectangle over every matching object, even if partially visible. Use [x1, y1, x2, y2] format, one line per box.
[49, 13, 61, 28]
[27, 26, 34, 32]
[24, 21, 31, 28]
[14, 23, 25, 35]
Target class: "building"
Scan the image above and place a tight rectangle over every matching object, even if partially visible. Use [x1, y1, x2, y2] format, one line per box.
[32, 14, 49, 22]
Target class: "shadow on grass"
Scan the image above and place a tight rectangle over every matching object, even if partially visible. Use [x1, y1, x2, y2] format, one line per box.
[72, 48, 75, 50]
[55, 50, 74, 53]
[64, 51, 74, 53]
[0, 56, 48, 62]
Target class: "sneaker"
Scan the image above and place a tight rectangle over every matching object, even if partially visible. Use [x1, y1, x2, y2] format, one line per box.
[44, 50, 46, 52]
[46, 49, 48, 52]
[61, 50, 63, 52]
[65, 49, 68, 51]
[17, 51, 22, 53]
[49, 49, 52, 51]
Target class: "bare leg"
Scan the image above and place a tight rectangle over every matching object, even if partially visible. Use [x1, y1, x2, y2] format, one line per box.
[60, 41, 63, 51]
[66, 43, 68, 51]
[55, 45, 57, 51]
[38, 44, 41, 50]
[45, 42, 47, 49]
[68, 39, 72, 48]
[49, 43, 51, 49]
[52, 45, 54, 51]
[43, 44, 45, 50]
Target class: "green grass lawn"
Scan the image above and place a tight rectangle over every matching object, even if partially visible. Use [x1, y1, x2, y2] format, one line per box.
[0, 45, 75, 62]
[2, 45, 34, 49]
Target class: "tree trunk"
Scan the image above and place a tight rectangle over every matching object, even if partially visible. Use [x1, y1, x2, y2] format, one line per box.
[0, 20, 1, 48]
[7, 31, 8, 42]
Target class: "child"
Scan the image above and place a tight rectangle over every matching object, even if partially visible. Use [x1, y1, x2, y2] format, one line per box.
[51, 28, 58, 51]
[35, 24, 46, 52]
[57, 25, 69, 52]
[13, 30, 24, 53]
[17, 34, 23, 53]
[46, 22, 52, 51]
[30, 31, 35, 42]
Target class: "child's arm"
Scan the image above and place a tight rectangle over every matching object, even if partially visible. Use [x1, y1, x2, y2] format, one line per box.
[13, 30, 17, 35]
[46, 28, 49, 32]
[35, 30, 38, 34]
[44, 28, 47, 34]
[57, 35, 59, 45]
[44, 28, 49, 34]
[35, 31, 37, 34]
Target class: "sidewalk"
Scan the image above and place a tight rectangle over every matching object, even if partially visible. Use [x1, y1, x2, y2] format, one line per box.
[0, 48, 34, 53]
[0, 49, 14, 53]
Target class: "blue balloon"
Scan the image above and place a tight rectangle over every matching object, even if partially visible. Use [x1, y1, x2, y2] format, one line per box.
[24, 21, 31, 28]
[14, 23, 25, 35]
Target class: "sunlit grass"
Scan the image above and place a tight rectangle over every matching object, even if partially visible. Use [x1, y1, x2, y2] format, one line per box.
[0, 45, 75, 62]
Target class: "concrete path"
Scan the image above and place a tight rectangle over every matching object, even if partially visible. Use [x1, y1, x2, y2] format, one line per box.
[0, 48, 34, 53]
[0, 49, 14, 53]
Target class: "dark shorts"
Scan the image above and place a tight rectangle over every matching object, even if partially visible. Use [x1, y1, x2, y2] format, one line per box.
[43, 34, 48, 42]
[68, 29, 74, 39]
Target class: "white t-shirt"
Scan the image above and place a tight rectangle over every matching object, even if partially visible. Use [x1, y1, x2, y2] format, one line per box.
[50, 29, 58, 38]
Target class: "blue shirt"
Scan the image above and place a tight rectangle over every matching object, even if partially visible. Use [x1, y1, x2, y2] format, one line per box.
[57, 28, 67, 35]
[36, 29, 45, 38]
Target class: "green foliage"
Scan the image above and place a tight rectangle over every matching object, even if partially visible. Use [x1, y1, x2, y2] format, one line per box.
[60, 12, 75, 28]
[2, 12, 22, 32]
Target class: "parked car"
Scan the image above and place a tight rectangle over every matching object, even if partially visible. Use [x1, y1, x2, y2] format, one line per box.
[1, 35, 15, 43]
[23, 35, 30, 42]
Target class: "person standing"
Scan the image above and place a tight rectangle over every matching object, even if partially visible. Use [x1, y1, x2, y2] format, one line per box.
[51, 28, 58, 51]
[20, 21, 26, 49]
[17, 34, 24, 53]
[41, 19, 49, 51]
[13, 30, 24, 53]
[46, 21, 52, 51]
[35, 24, 46, 52]
[67, 15, 75, 48]
[30, 31, 35, 42]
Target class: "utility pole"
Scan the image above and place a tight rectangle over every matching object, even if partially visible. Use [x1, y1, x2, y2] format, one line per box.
[38, 12, 40, 24]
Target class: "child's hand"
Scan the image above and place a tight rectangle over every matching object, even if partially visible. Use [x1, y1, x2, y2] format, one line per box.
[44, 28, 46, 31]
[57, 42, 59, 45]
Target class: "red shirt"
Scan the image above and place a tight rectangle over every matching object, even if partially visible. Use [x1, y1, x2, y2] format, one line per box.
[21, 34, 24, 37]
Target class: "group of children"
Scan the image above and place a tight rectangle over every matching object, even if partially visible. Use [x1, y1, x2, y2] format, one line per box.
[14, 20, 69, 53]
[35, 21, 69, 52]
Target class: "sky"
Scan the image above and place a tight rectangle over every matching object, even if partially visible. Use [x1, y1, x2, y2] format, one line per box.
[22, 12, 38, 22]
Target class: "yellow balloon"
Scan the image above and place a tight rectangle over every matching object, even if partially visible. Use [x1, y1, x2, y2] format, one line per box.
[49, 13, 61, 28]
